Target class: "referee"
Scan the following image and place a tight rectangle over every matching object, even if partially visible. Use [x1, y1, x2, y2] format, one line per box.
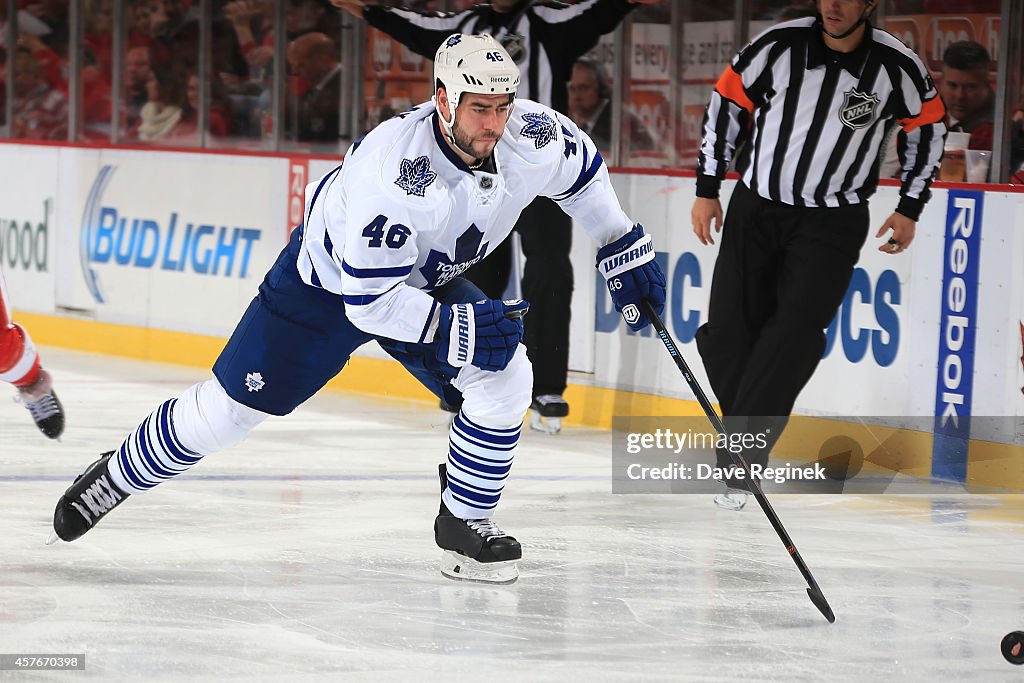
[691, 0, 946, 510]
[332, 0, 655, 432]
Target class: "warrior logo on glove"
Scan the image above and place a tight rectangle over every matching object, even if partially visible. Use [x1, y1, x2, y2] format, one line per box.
[595, 224, 667, 331]
[436, 298, 530, 372]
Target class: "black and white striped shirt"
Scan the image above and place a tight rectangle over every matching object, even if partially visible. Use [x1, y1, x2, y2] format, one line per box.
[362, 0, 637, 114]
[697, 18, 946, 219]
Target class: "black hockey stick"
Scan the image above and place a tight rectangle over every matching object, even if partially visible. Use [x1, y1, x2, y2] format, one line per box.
[640, 300, 835, 624]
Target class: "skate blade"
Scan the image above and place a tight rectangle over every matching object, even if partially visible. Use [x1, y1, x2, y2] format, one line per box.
[713, 492, 748, 511]
[440, 551, 519, 584]
[528, 411, 561, 435]
[45, 530, 61, 545]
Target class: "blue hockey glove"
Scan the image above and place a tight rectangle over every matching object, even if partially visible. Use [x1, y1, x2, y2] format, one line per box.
[596, 224, 666, 331]
[436, 299, 530, 372]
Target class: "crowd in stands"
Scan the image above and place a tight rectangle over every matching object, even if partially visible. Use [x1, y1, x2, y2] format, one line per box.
[0, 0, 344, 148]
[0, 0, 1022, 180]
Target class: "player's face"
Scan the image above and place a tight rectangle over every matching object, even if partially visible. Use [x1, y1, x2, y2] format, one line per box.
[818, 0, 871, 37]
[941, 67, 989, 121]
[454, 93, 513, 160]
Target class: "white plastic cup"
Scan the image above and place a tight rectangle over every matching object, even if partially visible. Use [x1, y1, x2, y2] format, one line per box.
[940, 131, 971, 181]
[965, 149, 991, 183]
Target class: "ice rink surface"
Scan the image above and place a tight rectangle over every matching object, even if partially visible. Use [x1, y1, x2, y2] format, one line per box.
[2, 348, 1023, 681]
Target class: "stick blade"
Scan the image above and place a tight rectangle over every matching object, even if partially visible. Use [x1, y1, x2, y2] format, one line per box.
[807, 587, 835, 623]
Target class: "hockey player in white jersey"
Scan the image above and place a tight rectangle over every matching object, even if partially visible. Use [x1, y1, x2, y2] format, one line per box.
[48, 34, 666, 583]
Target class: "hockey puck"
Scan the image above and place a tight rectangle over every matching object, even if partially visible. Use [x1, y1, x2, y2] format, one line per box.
[816, 435, 864, 481]
[1001, 631, 1024, 665]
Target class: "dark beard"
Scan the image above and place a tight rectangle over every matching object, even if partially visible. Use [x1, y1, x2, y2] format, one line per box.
[452, 124, 496, 164]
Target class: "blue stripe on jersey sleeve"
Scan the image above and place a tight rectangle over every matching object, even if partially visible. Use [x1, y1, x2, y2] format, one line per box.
[306, 252, 323, 288]
[323, 227, 333, 256]
[554, 149, 604, 201]
[341, 261, 414, 278]
[342, 292, 384, 305]
[305, 164, 342, 228]
[417, 298, 439, 343]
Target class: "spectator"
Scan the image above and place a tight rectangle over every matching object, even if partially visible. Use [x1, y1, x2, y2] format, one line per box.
[123, 44, 153, 131]
[84, 0, 113, 73]
[568, 59, 613, 150]
[567, 58, 653, 154]
[286, 0, 340, 40]
[127, 0, 156, 47]
[879, 40, 998, 181]
[15, 33, 64, 91]
[21, 0, 69, 58]
[286, 31, 341, 145]
[134, 63, 185, 142]
[148, 0, 186, 38]
[224, 0, 275, 79]
[147, 0, 246, 88]
[171, 71, 232, 143]
[222, 0, 276, 139]
[941, 41, 994, 152]
[80, 51, 114, 140]
[12, 46, 68, 140]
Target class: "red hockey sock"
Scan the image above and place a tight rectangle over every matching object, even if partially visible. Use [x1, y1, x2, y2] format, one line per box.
[0, 324, 42, 388]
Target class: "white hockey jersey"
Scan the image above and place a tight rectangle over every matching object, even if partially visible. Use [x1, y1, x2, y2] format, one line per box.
[297, 98, 634, 344]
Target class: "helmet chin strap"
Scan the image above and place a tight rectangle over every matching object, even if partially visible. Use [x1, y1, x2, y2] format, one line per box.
[434, 95, 482, 162]
[434, 93, 514, 166]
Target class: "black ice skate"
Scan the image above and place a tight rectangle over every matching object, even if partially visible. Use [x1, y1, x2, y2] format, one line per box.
[439, 397, 462, 414]
[529, 394, 569, 434]
[46, 452, 128, 544]
[438, 397, 461, 428]
[16, 369, 65, 439]
[434, 464, 521, 584]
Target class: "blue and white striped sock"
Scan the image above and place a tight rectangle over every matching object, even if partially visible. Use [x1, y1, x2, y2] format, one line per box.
[443, 411, 520, 519]
[106, 398, 202, 495]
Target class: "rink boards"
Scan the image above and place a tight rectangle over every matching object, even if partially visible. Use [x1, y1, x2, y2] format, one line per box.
[1, 142, 1022, 487]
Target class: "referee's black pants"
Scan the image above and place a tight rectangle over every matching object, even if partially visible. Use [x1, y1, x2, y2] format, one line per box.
[464, 196, 574, 398]
[695, 183, 869, 477]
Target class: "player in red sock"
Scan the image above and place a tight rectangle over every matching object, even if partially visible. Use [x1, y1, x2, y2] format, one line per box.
[0, 269, 64, 439]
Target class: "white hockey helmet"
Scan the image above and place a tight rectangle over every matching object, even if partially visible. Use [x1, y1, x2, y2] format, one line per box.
[433, 33, 521, 141]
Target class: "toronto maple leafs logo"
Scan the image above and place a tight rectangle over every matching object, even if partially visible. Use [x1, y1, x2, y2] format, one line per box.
[245, 372, 265, 393]
[395, 156, 437, 197]
[521, 112, 557, 149]
[446, 34, 462, 48]
[419, 224, 489, 289]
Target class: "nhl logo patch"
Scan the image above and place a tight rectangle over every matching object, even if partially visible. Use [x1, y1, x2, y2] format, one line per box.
[839, 89, 879, 130]
[499, 32, 526, 65]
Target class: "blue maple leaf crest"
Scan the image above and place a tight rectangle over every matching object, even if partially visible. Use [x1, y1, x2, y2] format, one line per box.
[419, 224, 489, 289]
[395, 156, 437, 197]
[521, 112, 557, 149]
[445, 35, 462, 48]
